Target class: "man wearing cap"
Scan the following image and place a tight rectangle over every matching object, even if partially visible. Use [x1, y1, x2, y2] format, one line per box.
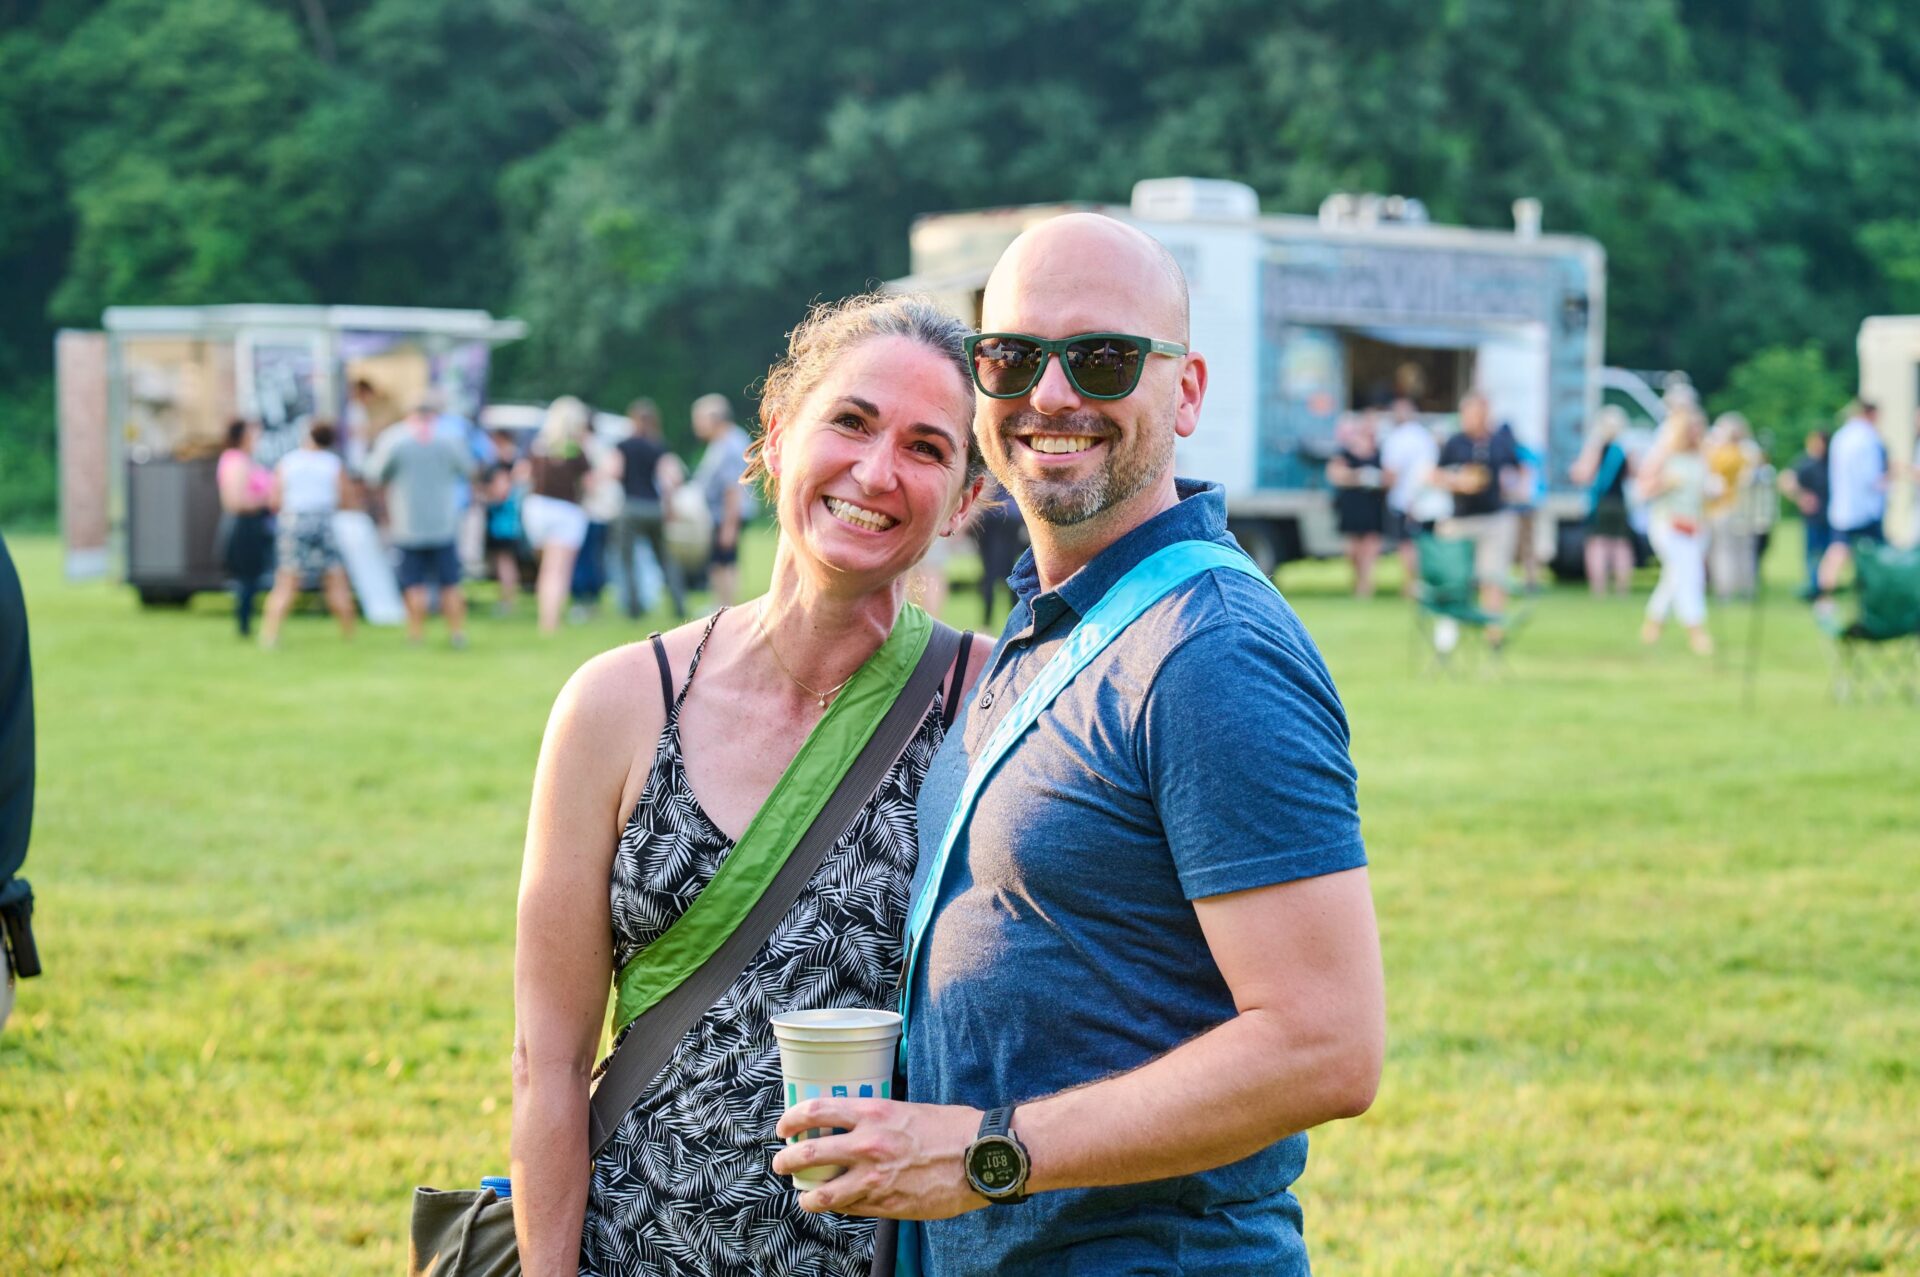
[689, 393, 754, 609]
[774, 214, 1383, 1275]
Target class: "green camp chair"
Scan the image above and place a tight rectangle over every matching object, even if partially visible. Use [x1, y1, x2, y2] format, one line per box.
[1818, 540, 1920, 703]
[1410, 535, 1528, 675]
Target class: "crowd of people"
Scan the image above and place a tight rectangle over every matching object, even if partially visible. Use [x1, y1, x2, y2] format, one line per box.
[214, 386, 766, 646]
[1321, 377, 1908, 659]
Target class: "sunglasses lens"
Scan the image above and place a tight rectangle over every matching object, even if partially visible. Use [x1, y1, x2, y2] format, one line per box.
[972, 337, 1047, 397]
[1064, 337, 1144, 398]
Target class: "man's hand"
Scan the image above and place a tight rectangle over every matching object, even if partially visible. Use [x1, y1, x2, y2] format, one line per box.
[771, 1098, 986, 1220]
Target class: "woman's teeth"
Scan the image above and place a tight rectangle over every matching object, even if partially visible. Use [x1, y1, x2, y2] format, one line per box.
[1025, 435, 1100, 455]
[824, 496, 897, 531]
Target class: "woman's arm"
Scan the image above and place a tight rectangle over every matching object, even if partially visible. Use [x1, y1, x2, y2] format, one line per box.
[512, 651, 661, 1276]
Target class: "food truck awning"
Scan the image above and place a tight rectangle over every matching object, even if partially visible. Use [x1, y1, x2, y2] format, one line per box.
[882, 267, 992, 296]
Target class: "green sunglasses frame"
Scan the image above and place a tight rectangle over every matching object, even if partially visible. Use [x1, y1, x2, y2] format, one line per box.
[963, 331, 1189, 401]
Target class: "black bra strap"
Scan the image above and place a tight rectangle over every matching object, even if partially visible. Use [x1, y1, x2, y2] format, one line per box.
[940, 630, 975, 730]
[648, 633, 672, 709]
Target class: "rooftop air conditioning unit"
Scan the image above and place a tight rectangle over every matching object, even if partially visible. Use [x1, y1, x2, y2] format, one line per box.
[1130, 178, 1260, 221]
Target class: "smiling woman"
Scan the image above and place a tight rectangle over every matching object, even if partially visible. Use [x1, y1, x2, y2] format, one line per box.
[510, 292, 997, 1277]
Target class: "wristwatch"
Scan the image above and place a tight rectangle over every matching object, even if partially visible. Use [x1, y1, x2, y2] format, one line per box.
[963, 1106, 1031, 1205]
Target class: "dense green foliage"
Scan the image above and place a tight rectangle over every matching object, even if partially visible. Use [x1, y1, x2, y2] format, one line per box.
[4, 529, 1917, 1272]
[5, 0, 1920, 519]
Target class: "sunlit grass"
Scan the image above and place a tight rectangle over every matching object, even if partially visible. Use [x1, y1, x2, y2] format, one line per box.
[2, 526, 1915, 1274]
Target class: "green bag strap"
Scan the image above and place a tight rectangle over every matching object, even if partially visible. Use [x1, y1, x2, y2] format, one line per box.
[610, 603, 934, 1031]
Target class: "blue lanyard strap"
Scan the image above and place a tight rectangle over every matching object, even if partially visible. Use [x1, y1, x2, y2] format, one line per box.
[897, 540, 1275, 1046]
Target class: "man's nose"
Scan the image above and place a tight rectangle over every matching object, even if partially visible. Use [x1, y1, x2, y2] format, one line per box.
[1027, 354, 1083, 417]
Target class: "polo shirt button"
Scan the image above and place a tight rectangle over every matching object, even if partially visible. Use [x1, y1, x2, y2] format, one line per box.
[979, 690, 995, 708]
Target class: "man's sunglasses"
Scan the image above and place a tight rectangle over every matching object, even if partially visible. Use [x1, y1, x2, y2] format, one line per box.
[963, 332, 1188, 401]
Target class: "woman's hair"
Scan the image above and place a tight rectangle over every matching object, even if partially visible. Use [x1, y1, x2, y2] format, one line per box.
[536, 395, 591, 456]
[745, 291, 984, 502]
[308, 420, 337, 450]
[225, 418, 249, 449]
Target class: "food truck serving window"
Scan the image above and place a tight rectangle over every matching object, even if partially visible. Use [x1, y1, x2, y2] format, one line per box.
[1343, 327, 1476, 411]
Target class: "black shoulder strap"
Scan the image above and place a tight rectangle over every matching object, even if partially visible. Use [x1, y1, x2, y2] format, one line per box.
[588, 619, 964, 1156]
[647, 633, 673, 709]
[940, 631, 975, 730]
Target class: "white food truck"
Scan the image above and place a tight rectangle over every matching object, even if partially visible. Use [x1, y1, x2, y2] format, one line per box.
[891, 178, 1635, 575]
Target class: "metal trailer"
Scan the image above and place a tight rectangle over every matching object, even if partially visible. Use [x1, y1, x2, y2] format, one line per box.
[889, 179, 1614, 575]
[58, 305, 525, 603]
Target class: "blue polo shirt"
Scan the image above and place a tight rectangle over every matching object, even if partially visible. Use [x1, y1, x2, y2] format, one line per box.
[908, 480, 1366, 1276]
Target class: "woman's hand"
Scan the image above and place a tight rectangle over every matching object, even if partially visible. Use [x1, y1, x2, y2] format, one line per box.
[771, 1098, 987, 1220]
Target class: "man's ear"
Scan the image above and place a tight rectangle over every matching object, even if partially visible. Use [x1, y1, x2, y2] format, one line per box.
[1174, 353, 1208, 440]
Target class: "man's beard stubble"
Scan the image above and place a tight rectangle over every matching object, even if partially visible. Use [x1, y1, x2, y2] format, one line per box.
[984, 407, 1172, 528]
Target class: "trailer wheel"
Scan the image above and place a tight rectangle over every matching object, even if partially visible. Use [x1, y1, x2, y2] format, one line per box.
[137, 587, 192, 608]
[1550, 521, 1586, 582]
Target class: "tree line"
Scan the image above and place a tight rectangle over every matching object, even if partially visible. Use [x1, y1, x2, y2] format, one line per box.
[4, 0, 1918, 522]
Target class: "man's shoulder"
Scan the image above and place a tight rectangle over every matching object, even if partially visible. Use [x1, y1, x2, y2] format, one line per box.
[1136, 559, 1322, 684]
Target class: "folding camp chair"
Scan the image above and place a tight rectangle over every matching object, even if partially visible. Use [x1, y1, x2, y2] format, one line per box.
[1818, 540, 1920, 703]
[1410, 535, 1528, 676]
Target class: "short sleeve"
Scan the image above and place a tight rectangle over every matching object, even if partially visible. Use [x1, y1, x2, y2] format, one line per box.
[1141, 611, 1367, 900]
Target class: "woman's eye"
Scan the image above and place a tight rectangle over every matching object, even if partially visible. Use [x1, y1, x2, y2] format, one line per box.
[912, 441, 949, 462]
[835, 413, 867, 431]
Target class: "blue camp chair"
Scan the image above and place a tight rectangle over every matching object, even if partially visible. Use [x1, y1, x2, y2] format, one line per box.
[1818, 540, 1920, 703]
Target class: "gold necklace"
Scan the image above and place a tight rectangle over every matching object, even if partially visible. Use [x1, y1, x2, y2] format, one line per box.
[754, 604, 857, 708]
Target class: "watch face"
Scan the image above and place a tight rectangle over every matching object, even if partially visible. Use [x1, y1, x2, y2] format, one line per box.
[966, 1136, 1025, 1195]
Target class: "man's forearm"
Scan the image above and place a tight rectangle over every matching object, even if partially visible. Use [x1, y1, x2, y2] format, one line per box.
[511, 1075, 593, 1276]
[1018, 1006, 1379, 1193]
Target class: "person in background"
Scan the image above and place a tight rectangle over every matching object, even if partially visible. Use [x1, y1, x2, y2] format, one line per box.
[1816, 401, 1889, 615]
[1327, 409, 1388, 597]
[690, 393, 755, 609]
[216, 418, 276, 637]
[1380, 395, 1439, 597]
[0, 532, 39, 1032]
[1637, 408, 1716, 656]
[573, 417, 623, 620]
[1493, 421, 1546, 593]
[523, 397, 595, 635]
[610, 398, 687, 621]
[971, 476, 1026, 626]
[1779, 429, 1831, 601]
[480, 463, 529, 615]
[259, 420, 356, 649]
[1569, 406, 1635, 596]
[1435, 392, 1520, 634]
[1704, 412, 1760, 600]
[368, 399, 478, 648]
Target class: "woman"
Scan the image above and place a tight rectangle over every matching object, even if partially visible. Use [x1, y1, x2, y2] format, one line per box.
[1637, 408, 1716, 656]
[1704, 411, 1759, 600]
[215, 419, 275, 636]
[1569, 405, 1635, 596]
[1327, 410, 1387, 597]
[258, 420, 356, 648]
[522, 397, 595, 634]
[513, 293, 993, 1277]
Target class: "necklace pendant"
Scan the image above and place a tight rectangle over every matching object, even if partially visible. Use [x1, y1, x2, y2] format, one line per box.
[818, 694, 829, 709]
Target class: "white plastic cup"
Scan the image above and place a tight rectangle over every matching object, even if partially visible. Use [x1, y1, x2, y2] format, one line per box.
[771, 1008, 901, 1189]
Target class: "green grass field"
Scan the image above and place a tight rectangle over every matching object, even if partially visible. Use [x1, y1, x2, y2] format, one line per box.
[2, 527, 1916, 1274]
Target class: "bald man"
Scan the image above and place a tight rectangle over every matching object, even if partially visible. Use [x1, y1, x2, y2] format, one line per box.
[774, 214, 1383, 1275]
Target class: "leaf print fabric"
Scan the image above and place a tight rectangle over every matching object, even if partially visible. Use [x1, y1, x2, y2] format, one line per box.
[582, 618, 946, 1277]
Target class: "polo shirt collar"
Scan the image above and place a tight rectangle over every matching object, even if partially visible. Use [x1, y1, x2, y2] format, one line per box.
[1007, 478, 1229, 624]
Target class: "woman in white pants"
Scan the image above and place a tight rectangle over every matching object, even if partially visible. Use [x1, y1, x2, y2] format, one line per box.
[1637, 409, 1717, 656]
